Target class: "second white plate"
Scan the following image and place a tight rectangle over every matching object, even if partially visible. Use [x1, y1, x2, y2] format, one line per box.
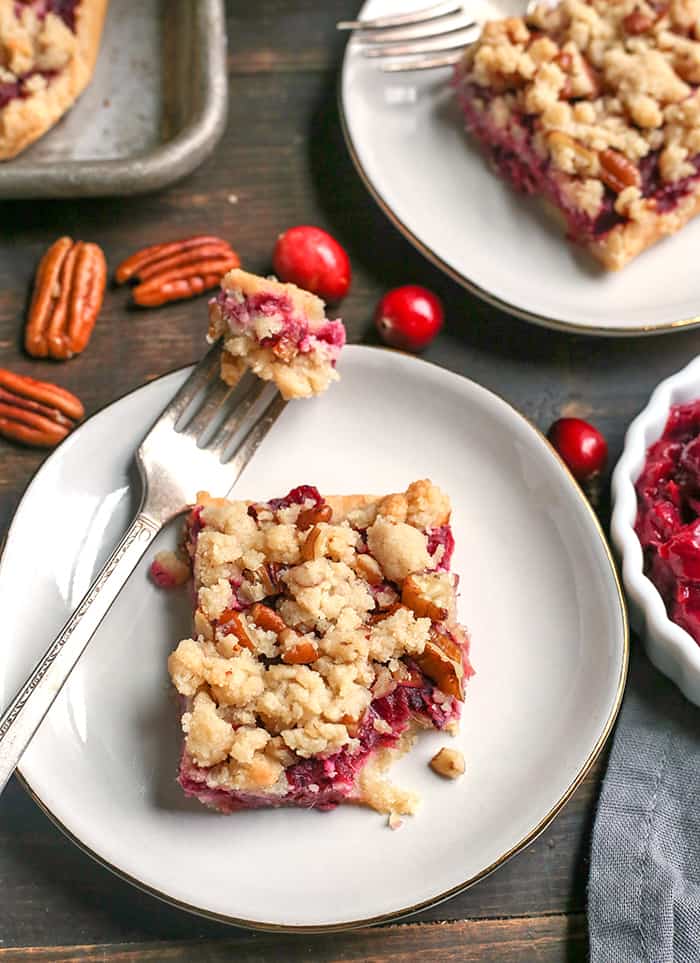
[340, 0, 700, 335]
[0, 346, 627, 929]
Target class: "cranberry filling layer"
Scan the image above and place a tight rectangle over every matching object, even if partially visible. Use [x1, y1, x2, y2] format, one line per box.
[455, 82, 700, 242]
[213, 289, 346, 366]
[179, 678, 464, 813]
[635, 400, 700, 645]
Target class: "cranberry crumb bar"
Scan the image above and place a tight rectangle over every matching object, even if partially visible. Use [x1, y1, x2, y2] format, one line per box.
[166, 480, 473, 817]
[0, 0, 108, 160]
[454, 0, 700, 269]
[208, 268, 346, 400]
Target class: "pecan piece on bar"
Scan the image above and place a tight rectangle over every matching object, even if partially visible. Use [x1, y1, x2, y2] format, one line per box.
[25, 237, 107, 361]
[297, 503, 332, 530]
[354, 552, 384, 586]
[249, 602, 287, 635]
[279, 628, 318, 665]
[115, 235, 240, 307]
[401, 575, 448, 622]
[368, 601, 407, 625]
[599, 149, 641, 193]
[623, 8, 656, 33]
[546, 131, 598, 172]
[414, 627, 464, 700]
[0, 368, 84, 448]
[555, 50, 600, 101]
[217, 609, 255, 650]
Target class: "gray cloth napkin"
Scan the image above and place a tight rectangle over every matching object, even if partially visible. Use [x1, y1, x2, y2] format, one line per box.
[588, 645, 700, 963]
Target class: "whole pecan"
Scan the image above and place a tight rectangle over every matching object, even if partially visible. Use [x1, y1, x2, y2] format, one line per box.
[25, 237, 107, 361]
[115, 235, 240, 307]
[0, 369, 84, 448]
[599, 149, 641, 193]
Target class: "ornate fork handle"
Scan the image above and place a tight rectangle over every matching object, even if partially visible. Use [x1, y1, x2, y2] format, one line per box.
[0, 511, 160, 794]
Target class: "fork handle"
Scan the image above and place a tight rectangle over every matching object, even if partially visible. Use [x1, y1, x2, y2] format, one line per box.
[0, 511, 160, 794]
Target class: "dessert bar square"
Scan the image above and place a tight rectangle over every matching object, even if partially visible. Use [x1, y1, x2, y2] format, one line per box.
[208, 268, 346, 400]
[454, 0, 700, 269]
[166, 480, 473, 817]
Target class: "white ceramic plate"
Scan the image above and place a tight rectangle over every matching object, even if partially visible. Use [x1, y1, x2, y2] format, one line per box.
[0, 346, 627, 930]
[340, 0, 700, 335]
[612, 355, 700, 707]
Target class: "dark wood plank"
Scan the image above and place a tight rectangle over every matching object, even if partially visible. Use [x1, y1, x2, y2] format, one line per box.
[0, 756, 603, 947]
[0, 914, 587, 962]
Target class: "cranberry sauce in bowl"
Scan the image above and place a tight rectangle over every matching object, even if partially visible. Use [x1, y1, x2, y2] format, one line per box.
[635, 400, 700, 644]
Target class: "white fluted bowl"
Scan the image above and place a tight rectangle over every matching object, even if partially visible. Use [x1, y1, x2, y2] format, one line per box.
[612, 355, 700, 706]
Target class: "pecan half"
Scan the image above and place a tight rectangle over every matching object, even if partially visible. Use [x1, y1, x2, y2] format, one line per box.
[0, 368, 84, 448]
[25, 237, 107, 360]
[599, 149, 641, 193]
[115, 235, 240, 307]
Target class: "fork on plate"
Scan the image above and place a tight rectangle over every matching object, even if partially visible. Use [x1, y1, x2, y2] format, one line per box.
[0, 342, 286, 793]
[338, 0, 538, 71]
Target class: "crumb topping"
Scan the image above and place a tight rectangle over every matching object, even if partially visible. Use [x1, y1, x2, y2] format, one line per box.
[167, 481, 470, 797]
[457, 0, 700, 203]
[367, 517, 432, 583]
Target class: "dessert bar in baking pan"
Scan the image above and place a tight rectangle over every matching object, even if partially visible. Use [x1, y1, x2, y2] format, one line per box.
[0, 0, 227, 198]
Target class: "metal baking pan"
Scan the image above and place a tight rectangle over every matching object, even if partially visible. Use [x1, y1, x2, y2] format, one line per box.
[0, 0, 227, 198]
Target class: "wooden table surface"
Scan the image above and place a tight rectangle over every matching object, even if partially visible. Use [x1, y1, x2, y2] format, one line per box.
[1, 2, 699, 960]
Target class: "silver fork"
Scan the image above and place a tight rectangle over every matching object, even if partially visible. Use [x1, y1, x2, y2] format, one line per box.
[338, 1, 477, 71]
[0, 342, 286, 794]
[338, 0, 536, 72]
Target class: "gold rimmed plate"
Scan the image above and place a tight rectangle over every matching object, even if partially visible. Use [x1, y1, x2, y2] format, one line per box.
[340, 0, 700, 337]
[0, 346, 627, 929]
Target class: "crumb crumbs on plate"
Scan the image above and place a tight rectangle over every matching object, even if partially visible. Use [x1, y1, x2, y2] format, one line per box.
[429, 747, 466, 780]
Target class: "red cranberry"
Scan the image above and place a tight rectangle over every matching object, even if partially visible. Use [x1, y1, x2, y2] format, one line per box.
[272, 226, 351, 302]
[547, 417, 608, 482]
[374, 285, 444, 352]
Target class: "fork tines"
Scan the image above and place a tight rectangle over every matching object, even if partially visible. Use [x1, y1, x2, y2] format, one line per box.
[337, 1, 462, 31]
[141, 341, 286, 472]
[338, 2, 476, 71]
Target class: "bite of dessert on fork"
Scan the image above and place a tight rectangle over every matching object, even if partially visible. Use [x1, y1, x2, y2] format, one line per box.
[209, 268, 346, 400]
